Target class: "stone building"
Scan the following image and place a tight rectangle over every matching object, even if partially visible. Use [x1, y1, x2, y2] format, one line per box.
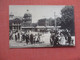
[9, 13, 22, 32]
[21, 10, 33, 31]
[38, 18, 49, 26]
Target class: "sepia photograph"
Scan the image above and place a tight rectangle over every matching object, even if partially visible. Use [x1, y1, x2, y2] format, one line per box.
[9, 5, 75, 48]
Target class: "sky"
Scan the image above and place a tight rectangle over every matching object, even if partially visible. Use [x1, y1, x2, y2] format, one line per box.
[9, 5, 65, 23]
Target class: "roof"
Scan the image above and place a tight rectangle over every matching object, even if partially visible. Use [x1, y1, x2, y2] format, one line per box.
[9, 16, 23, 20]
[36, 26, 46, 28]
[36, 26, 61, 29]
[23, 13, 32, 18]
[9, 18, 22, 26]
[21, 26, 34, 29]
[22, 18, 31, 21]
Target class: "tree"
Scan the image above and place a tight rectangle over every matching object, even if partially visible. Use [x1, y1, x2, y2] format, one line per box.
[60, 6, 75, 35]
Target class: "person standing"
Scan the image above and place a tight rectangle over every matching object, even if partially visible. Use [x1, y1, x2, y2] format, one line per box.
[18, 32, 20, 40]
[50, 31, 56, 46]
[59, 33, 66, 45]
[33, 34, 36, 44]
[25, 33, 29, 44]
[30, 33, 33, 44]
[15, 32, 17, 41]
[67, 33, 71, 45]
[55, 32, 60, 46]
[37, 33, 40, 42]
[22, 33, 25, 41]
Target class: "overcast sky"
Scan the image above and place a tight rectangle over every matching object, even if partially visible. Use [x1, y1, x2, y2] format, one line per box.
[9, 5, 65, 23]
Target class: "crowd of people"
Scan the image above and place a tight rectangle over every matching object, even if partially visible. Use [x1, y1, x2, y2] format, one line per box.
[9, 29, 74, 46]
[50, 29, 74, 46]
[9, 30, 42, 44]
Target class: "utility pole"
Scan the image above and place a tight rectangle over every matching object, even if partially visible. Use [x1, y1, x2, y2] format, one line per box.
[54, 12, 57, 30]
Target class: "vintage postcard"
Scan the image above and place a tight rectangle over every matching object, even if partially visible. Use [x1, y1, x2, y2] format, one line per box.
[9, 5, 75, 48]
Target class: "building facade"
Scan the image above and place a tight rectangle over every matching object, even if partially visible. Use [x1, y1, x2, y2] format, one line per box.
[38, 18, 49, 26]
[9, 13, 22, 32]
[21, 10, 32, 31]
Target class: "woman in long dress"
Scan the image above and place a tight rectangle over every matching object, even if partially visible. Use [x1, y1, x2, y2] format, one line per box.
[59, 33, 66, 45]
